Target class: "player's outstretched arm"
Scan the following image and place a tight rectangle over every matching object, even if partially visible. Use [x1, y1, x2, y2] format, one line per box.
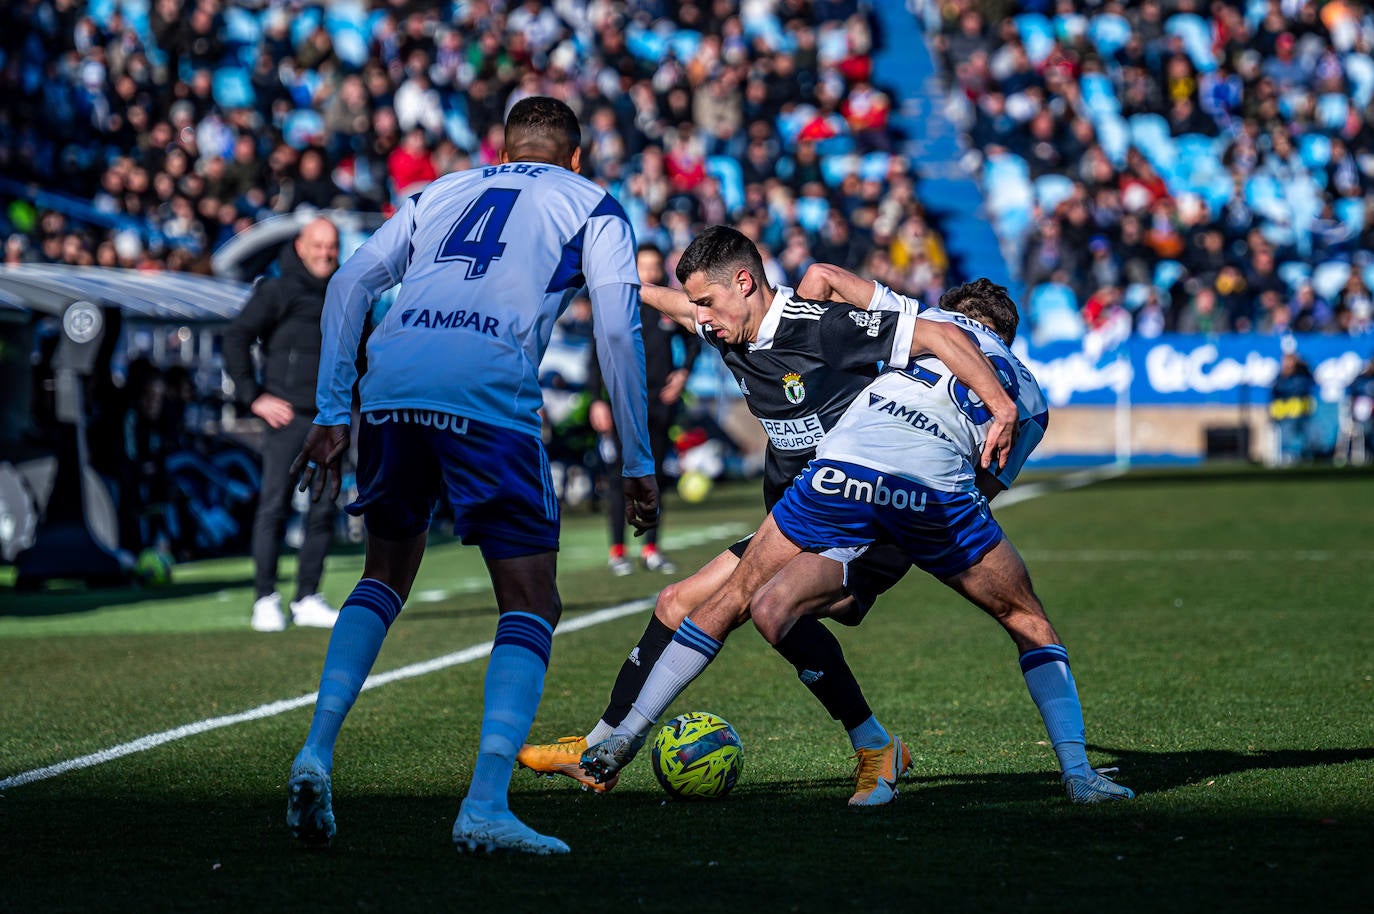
[639, 283, 697, 331]
[796, 263, 879, 307]
[909, 320, 1019, 471]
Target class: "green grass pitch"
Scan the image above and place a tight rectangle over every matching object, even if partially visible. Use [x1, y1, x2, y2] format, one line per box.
[2, 468, 1371, 913]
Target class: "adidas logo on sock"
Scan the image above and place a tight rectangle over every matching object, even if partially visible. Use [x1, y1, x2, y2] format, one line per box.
[628, 647, 641, 667]
[800, 669, 824, 685]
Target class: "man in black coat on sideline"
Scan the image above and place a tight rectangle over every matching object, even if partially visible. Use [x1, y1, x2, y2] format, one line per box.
[223, 217, 342, 631]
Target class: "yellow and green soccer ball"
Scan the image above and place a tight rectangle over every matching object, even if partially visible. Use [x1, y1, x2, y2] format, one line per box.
[651, 711, 743, 799]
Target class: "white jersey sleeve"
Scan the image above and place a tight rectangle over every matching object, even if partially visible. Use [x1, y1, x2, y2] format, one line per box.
[315, 196, 416, 426]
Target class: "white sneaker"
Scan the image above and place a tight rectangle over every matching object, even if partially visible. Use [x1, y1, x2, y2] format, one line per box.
[291, 593, 339, 629]
[452, 799, 570, 855]
[608, 555, 633, 576]
[251, 592, 286, 632]
[642, 551, 677, 574]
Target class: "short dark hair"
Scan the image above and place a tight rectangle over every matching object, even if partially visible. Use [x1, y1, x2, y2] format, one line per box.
[675, 225, 766, 288]
[504, 96, 581, 157]
[937, 278, 1020, 344]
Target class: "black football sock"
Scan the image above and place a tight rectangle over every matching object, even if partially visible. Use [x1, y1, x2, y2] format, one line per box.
[598, 614, 677, 729]
[774, 615, 873, 731]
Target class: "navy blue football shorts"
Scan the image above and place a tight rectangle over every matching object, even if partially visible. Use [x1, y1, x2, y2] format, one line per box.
[348, 409, 559, 560]
[770, 459, 1004, 581]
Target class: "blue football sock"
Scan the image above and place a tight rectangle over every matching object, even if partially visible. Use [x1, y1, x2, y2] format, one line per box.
[618, 618, 722, 738]
[466, 612, 554, 811]
[847, 714, 892, 752]
[301, 579, 402, 770]
[1019, 644, 1092, 778]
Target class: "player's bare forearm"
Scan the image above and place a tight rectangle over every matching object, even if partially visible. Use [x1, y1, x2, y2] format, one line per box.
[797, 263, 877, 307]
[640, 283, 696, 331]
[912, 321, 1018, 469]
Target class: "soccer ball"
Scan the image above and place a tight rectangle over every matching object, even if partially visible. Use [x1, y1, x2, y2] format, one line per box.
[650, 711, 743, 799]
[677, 470, 713, 504]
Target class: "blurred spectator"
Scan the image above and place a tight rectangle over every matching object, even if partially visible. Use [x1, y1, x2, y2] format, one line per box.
[1340, 356, 1374, 464]
[938, 0, 1374, 340]
[1269, 351, 1318, 465]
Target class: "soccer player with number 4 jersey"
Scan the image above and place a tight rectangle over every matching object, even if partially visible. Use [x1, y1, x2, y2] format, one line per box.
[288, 97, 659, 855]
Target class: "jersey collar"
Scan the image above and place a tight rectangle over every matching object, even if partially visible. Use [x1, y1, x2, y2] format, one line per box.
[749, 285, 795, 352]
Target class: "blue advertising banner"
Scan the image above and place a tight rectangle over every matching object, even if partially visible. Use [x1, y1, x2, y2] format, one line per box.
[1016, 334, 1374, 408]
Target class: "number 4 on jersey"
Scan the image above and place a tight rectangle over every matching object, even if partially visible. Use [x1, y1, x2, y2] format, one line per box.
[436, 187, 521, 279]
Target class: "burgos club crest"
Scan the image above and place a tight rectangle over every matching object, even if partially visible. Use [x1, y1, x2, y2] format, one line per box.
[782, 371, 806, 404]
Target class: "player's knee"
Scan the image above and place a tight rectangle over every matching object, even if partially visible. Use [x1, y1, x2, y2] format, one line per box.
[749, 584, 790, 645]
[654, 583, 692, 627]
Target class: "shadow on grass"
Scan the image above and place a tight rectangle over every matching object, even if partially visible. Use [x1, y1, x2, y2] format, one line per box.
[1086, 743, 1374, 794]
[5, 769, 1372, 914]
[0, 578, 250, 618]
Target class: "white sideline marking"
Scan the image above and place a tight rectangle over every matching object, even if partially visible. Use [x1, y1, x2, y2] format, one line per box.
[1, 469, 1114, 792]
[0, 597, 654, 791]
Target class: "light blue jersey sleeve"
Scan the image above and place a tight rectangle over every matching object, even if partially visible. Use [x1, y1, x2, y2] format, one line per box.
[315, 197, 416, 426]
[583, 208, 653, 478]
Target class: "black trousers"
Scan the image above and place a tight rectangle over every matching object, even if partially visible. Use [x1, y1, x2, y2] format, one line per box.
[252, 413, 336, 599]
[605, 399, 674, 549]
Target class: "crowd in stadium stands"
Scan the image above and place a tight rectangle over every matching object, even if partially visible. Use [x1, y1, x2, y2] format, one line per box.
[0, 0, 955, 311]
[925, 0, 1374, 343]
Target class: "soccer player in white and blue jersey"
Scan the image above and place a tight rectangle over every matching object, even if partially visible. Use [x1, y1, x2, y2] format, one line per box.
[583, 276, 1135, 805]
[286, 97, 659, 855]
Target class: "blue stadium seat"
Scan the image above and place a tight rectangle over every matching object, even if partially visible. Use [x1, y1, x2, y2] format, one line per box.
[283, 109, 325, 150]
[820, 154, 859, 187]
[445, 110, 477, 151]
[1245, 174, 1290, 223]
[1345, 53, 1374, 108]
[290, 6, 323, 50]
[332, 28, 369, 68]
[1014, 14, 1056, 65]
[705, 156, 745, 214]
[1080, 72, 1121, 118]
[1278, 261, 1312, 292]
[1317, 93, 1351, 131]
[1285, 175, 1323, 232]
[1335, 197, 1366, 234]
[222, 6, 263, 46]
[1312, 261, 1352, 301]
[1094, 114, 1130, 168]
[1028, 283, 1085, 344]
[88, 0, 118, 27]
[1123, 283, 1152, 311]
[1088, 13, 1132, 57]
[212, 68, 255, 110]
[859, 152, 892, 183]
[667, 30, 703, 63]
[1128, 113, 1175, 171]
[1165, 13, 1217, 72]
[1299, 133, 1333, 170]
[816, 134, 856, 157]
[1153, 259, 1185, 291]
[1034, 174, 1075, 213]
[796, 196, 830, 234]
[1054, 12, 1088, 44]
[626, 26, 668, 63]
